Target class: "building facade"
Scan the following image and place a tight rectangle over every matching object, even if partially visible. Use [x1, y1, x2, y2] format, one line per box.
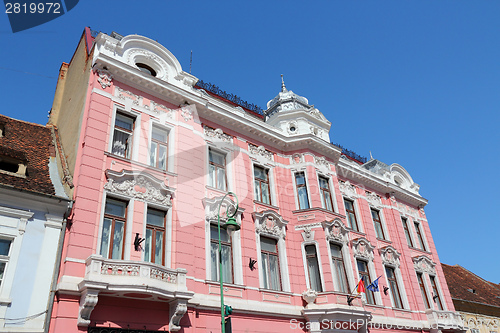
[47, 28, 464, 333]
[442, 264, 500, 333]
[0, 115, 71, 332]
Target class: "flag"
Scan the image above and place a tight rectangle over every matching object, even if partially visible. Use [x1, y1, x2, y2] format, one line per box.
[367, 276, 381, 292]
[357, 279, 365, 293]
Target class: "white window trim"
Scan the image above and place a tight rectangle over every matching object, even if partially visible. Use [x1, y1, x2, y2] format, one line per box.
[428, 274, 447, 311]
[317, 173, 338, 213]
[256, 234, 290, 292]
[143, 203, 173, 268]
[292, 169, 312, 210]
[108, 106, 140, 161]
[401, 216, 418, 248]
[343, 197, 364, 233]
[371, 208, 390, 241]
[416, 271, 433, 310]
[354, 258, 381, 305]
[251, 164, 275, 206]
[413, 220, 429, 251]
[148, 121, 174, 173]
[383, 264, 410, 310]
[326, 240, 355, 293]
[207, 145, 233, 192]
[301, 241, 325, 292]
[96, 192, 133, 260]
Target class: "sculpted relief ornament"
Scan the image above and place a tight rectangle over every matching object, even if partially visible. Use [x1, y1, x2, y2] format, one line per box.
[96, 69, 113, 89]
[379, 246, 401, 267]
[253, 210, 288, 239]
[322, 219, 349, 244]
[366, 191, 382, 209]
[339, 180, 358, 199]
[352, 237, 375, 261]
[249, 144, 273, 161]
[104, 170, 173, 208]
[204, 126, 232, 142]
[413, 255, 436, 275]
[203, 196, 244, 226]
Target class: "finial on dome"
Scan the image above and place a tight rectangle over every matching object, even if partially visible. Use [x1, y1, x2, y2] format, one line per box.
[369, 151, 373, 160]
[281, 74, 288, 93]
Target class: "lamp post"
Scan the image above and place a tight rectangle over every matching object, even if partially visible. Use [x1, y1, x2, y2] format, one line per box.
[217, 192, 240, 333]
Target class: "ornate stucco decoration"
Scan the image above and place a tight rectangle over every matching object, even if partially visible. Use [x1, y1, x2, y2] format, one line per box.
[180, 106, 193, 122]
[169, 300, 188, 332]
[379, 245, 401, 267]
[291, 153, 303, 164]
[115, 86, 143, 106]
[248, 144, 273, 161]
[339, 180, 358, 199]
[352, 237, 375, 261]
[301, 225, 315, 242]
[96, 69, 113, 89]
[322, 219, 349, 244]
[77, 289, 99, 327]
[413, 255, 437, 274]
[104, 170, 174, 208]
[126, 48, 169, 81]
[287, 121, 298, 135]
[202, 196, 244, 226]
[314, 156, 330, 168]
[366, 191, 382, 209]
[252, 210, 288, 239]
[302, 289, 318, 306]
[204, 126, 232, 142]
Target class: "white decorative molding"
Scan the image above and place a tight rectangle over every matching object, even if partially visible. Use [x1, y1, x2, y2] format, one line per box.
[413, 255, 437, 275]
[204, 126, 232, 142]
[77, 289, 99, 327]
[248, 144, 273, 161]
[379, 245, 401, 267]
[115, 86, 143, 106]
[314, 155, 330, 168]
[104, 169, 174, 207]
[366, 191, 383, 209]
[301, 225, 315, 241]
[96, 69, 113, 89]
[302, 289, 318, 306]
[44, 214, 63, 229]
[180, 106, 193, 122]
[291, 153, 303, 164]
[202, 196, 244, 226]
[351, 237, 375, 261]
[339, 180, 358, 199]
[126, 48, 169, 81]
[169, 299, 188, 331]
[287, 121, 298, 135]
[322, 218, 349, 244]
[252, 210, 288, 239]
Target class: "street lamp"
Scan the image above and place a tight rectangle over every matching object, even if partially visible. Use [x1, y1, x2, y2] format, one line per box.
[217, 192, 240, 333]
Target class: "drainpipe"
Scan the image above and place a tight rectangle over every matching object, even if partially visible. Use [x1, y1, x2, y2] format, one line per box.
[44, 201, 73, 333]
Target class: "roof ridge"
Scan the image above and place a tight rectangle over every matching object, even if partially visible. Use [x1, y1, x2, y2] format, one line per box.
[0, 114, 49, 129]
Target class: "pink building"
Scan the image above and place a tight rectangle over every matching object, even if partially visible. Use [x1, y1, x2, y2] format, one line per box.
[47, 28, 465, 333]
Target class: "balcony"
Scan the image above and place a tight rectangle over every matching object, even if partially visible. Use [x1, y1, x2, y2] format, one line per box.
[77, 255, 194, 331]
[425, 309, 465, 331]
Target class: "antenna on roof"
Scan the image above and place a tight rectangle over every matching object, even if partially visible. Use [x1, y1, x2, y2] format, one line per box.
[369, 151, 373, 160]
[190, 50, 192, 74]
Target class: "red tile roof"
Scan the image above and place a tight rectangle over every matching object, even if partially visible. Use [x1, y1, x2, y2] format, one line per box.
[0, 114, 57, 196]
[442, 263, 500, 308]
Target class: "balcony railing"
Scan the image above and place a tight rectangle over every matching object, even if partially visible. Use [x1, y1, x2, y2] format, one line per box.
[425, 309, 465, 330]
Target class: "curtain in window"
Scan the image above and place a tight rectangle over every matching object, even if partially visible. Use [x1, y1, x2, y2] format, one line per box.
[158, 145, 167, 170]
[307, 254, 322, 291]
[155, 231, 164, 264]
[220, 243, 232, 283]
[144, 229, 152, 263]
[111, 221, 125, 259]
[298, 187, 309, 209]
[112, 130, 130, 157]
[268, 254, 280, 290]
[100, 218, 112, 258]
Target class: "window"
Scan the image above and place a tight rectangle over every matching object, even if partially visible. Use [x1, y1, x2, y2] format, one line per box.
[210, 225, 233, 283]
[414, 222, 426, 251]
[295, 172, 310, 209]
[136, 63, 157, 77]
[319, 176, 334, 211]
[401, 217, 414, 247]
[357, 260, 375, 305]
[417, 272, 431, 309]
[100, 199, 127, 259]
[330, 243, 349, 293]
[430, 275, 443, 310]
[208, 149, 226, 190]
[304, 245, 322, 292]
[386, 266, 403, 309]
[150, 127, 168, 171]
[0, 239, 11, 287]
[260, 237, 281, 291]
[144, 209, 166, 265]
[371, 209, 385, 240]
[344, 199, 359, 232]
[112, 113, 134, 158]
[254, 166, 270, 205]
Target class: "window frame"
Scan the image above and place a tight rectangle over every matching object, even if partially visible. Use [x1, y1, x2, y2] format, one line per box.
[294, 171, 310, 210]
[260, 236, 282, 291]
[414, 221, 427, 251]
[318, 175, 334, 212]
[149, 126, 169, 171]
[417, 272, 431, 309]
[209, 224, 234, 284]
[401, 217, 414, 247]
[144, 208, 166, 266]
[356, 259, 375, 305]
[111, 111, 136, 159]
[371, 208, 386, 240]
[253, 165, 271, 205]
[100, 198, 128, 260]
[302, 242, 324, 292]
[429, 275, 444, 310]
[208, 148, 227, 191]
[0, 239, 12, 288]
[343, 198, 360, 232]
[385, 266, 404, 309]
[329, 242, 350, 294]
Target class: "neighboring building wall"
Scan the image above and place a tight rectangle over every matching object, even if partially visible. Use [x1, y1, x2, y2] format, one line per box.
[48, 30, 464, 333]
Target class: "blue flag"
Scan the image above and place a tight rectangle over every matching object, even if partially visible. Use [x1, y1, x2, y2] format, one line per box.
[367, 276, 381, 292]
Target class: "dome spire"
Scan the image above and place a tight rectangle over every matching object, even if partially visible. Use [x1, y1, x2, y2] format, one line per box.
[281, 74, 288, 93]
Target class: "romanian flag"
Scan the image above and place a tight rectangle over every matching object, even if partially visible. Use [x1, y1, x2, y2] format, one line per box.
[357, 279, 365, 293]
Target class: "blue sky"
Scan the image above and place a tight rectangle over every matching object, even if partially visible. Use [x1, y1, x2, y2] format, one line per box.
[1, 1, 499, 283]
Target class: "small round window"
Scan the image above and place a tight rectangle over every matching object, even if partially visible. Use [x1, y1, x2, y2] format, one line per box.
[136, 63, 157, 77]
